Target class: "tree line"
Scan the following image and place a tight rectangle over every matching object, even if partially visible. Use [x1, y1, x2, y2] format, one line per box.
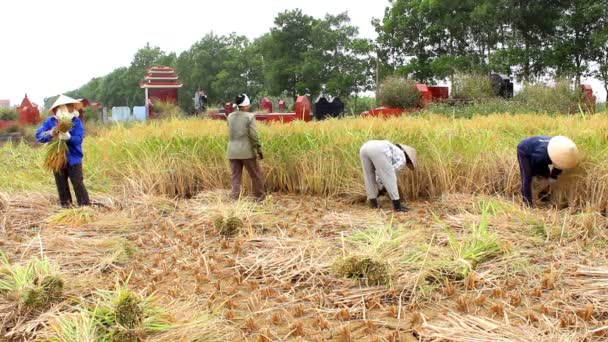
[51, 1, 608, 109]
[375, 0, 608, 101]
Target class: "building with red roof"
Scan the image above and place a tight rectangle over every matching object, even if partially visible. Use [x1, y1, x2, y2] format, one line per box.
[140, 66, 183, 117]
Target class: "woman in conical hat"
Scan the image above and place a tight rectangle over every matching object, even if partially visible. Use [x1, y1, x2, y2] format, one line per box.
[517, 135, 579, 207]
[359, 140, 417, 212]
[35, 95, 90, 207]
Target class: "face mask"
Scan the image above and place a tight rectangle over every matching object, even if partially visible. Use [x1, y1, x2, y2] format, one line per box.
[56, 105, 76, 120]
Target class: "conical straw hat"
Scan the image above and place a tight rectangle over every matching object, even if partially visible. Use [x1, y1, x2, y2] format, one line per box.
[548, 136, 579, 170]
[49, 95, 83, 112]
[397, 144, 417, 170]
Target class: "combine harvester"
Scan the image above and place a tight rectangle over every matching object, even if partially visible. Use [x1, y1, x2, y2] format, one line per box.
[362, 84, 450, 118]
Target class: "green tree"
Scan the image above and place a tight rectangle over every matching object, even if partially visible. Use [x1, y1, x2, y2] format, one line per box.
[592, 20, 608, 102]
[176, 33, 236, 111]
[264, 9, 316, 98]
[551, 0, 606, 85]
[373, 0, 435, 82]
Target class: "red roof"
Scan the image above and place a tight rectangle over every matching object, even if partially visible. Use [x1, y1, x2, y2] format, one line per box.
[141, 66, 182, 88]
[147, 66, 176, 73]
[139, 80, 184, 88]
[19, 94, 33, 109]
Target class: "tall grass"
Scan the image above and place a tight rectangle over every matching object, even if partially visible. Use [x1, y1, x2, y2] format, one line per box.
[1, 113, 608, 209]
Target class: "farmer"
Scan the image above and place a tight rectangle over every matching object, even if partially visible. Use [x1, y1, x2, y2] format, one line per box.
[35, 95, 90, 208]
[360, 140, 417, 212]
[517, 136, 579, 207]
[227, 94, 265, 201]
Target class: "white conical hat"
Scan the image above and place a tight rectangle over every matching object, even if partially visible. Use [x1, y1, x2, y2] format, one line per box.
[548, 136, 579, 170]
[397, 144, 417, 170]
[49, 95, 83, 112]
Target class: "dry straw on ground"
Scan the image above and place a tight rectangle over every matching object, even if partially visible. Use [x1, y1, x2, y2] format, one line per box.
[1, 189, 607, 341]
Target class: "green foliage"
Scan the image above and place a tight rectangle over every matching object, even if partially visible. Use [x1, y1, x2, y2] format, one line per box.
[375, 0, 608, 91]
[0, 107, 18, 121]
[82, 107, 99, 122]
[52, 10, 375, 113]
[377, 76, 421, 109]
[515, 80, 584, 114]
[452, 73, 495, 100]
[152, 100, 183, 119]
[421, 99, 523, 118]
[344, 96, 376, 115]
[423, 79, 588, 117]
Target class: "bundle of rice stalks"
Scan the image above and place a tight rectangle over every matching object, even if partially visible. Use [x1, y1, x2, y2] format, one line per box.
[43, 118, 73, 173]
[433, 208, 504, 280]
[44, 282, 172, 342]
[214, 215, 244, 237]
[92, 282, 171, 341]
[333, 256, 391, 286]
[47, 310, 99, 342]
[47, 207, 96, 226]
[346, 225, 410, 259]
[0, 252, 64, 309]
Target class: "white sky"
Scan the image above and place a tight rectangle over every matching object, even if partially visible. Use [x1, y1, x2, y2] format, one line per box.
[0, 0, 387, 107]
[1, 0, 605, 107]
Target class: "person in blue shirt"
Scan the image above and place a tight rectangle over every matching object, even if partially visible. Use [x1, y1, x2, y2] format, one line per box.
[517, 136, 579, 207]
[36, 95, 90, 208]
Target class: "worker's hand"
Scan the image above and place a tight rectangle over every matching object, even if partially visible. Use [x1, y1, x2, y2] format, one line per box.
[257, 152, 264, 160]
[59, 132, 71, 141]
[50, 127, 59, 136]
[539, 190, 552, 203]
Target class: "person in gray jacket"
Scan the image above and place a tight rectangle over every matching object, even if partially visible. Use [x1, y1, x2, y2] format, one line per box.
[360, 140, 417, 212]
[227, 94, 265, 201]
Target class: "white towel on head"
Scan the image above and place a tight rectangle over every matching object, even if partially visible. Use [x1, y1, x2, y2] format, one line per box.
[239, 95, 250, 107]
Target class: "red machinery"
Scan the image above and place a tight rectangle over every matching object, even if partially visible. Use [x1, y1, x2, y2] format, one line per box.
[207, 96, 311, 123]
[363, 83, 449, 118]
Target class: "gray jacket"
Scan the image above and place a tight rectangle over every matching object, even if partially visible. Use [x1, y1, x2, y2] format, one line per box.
[227, 111, 261, 159]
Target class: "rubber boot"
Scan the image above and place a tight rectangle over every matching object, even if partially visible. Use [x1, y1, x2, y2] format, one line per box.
[370, 198, 379, 209]
[392, 200, 408, 212]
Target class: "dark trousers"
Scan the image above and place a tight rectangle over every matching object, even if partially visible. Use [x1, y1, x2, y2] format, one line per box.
[230, 158, 265, 200]
[517, 150, 533, 206]
[53, 163, 90, 207]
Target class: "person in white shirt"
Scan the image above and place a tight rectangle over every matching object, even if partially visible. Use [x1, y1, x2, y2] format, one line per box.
[359, 140, 417, 212]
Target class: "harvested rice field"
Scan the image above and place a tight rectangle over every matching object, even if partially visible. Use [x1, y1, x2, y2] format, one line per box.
[2, 190, 608, 341]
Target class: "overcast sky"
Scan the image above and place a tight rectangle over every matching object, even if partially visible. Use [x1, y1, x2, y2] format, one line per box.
[0, 0, 387, 107]
[1, 0, 605, 107]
